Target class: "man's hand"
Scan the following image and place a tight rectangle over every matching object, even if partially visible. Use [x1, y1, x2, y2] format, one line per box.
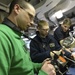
[64, 48, 72, 53]
[53, 50, 62, 55]
[71, 52, 75, 60]
[50, 50, 62, 59]
[42, 58, 51, 65]
[41, 60, 56, 75]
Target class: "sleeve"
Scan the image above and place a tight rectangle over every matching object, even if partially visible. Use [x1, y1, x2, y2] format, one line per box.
[32, 62, 48, 75]
[30, 40, 50, 63]
[0, 32, 12, 75]
[38, 70, 48, 75]
[53, 36, 62, 50]
[54, 28, 64, 42]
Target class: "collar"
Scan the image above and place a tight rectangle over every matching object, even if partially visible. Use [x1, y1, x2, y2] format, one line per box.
[2, 18, 21, 32]
[36, 31, 49, 42]
[2, 18, 33, 40]
[2, 18, 22, 36]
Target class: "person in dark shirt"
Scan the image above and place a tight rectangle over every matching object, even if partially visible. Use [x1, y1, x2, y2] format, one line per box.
[30, 20, 62, 63]
[54, 18, 72, 46]
[30, 20, 75, 75]
[54, 18, 75, 60]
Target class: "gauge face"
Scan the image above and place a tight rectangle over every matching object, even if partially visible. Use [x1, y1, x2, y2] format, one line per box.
[62, 37, 73, 47]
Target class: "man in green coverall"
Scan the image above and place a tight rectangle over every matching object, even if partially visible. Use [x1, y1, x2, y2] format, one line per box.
[0, 0, 56, 75]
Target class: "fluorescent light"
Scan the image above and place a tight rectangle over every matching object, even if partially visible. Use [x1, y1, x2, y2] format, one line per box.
[55, 10, 63, 19]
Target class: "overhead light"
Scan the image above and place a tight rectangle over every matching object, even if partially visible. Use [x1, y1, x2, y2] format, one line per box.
[55, 10, 63, 19]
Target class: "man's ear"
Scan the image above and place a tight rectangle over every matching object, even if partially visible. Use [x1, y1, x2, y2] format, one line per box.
[14, 4, 21, 15]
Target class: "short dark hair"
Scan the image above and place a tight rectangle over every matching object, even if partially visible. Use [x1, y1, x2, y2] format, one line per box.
[9, 0, 29, 14]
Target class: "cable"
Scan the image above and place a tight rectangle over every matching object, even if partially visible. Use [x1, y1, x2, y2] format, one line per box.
[64, 56, 75, 64]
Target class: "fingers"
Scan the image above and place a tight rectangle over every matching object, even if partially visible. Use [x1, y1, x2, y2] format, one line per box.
[72, 52, 75, 59]
[48, 64, 56, 75]
[52, 70, 56, 75]
[42, 58, 51, 65]
[45, 60, 51, 64]
[50, 52, 54, 59]
[53, 51, 60, 55]
[41, 63, 56, 75]
[48, 64, 55, 71]
[49, 70, 56, 75]
[44, 58, 50, 62]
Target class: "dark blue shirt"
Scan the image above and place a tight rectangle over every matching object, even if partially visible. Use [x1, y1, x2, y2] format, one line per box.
[54, 26, 69, 45]
[30, 32, 61, 63]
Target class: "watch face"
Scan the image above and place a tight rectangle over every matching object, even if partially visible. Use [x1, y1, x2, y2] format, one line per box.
[62, 37, 73, 48]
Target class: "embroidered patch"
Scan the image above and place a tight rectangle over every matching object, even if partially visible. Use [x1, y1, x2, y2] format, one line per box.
[49, 43, 55, 47]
